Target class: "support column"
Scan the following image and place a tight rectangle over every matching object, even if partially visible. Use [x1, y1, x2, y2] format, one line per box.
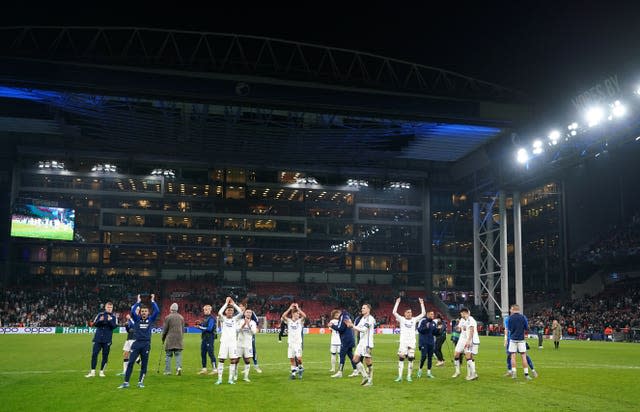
[473, 203, 481, 307]
[513, 191, 523, 312]
[561, 179, 570, 291]
[423, 183, 432, 295]
[499, 191, 509, 318]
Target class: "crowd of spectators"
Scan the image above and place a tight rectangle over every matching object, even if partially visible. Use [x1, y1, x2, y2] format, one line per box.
[0, 273, 159, 327]
[528, 277, 640, 340]
[0, 274, 400, 327]
[572, 213, 640, 265]
[4, 270, 638, 342]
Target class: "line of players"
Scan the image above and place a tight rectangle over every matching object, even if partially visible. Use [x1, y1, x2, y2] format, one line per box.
[322, 298, 538, 384]
[86, 294, 538, 388]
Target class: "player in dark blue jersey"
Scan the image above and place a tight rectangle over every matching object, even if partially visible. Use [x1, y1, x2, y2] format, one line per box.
[85, 302, 117, 378]
[196, 304, 218, 375]
[118, 294, 160, 389]
[329, 309, 357, 378]
[504, 304, 537, 380]
[433, 313, 447, 366]
[417, 311, 437, 379]
[117, 313, 138, 376]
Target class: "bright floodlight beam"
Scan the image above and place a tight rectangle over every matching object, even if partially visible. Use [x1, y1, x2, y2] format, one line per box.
[516, 148, 529, 164]
[586, 107, 604, 127]
[548, 130, 560, 145]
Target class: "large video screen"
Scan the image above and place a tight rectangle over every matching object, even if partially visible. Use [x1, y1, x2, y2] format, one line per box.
[10, 205, 75, 241]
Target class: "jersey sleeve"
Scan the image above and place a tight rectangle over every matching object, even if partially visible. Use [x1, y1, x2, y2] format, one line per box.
[131, 302, 141, 321]
[206, 317, 215, 332]
[149, 301, 161, 322]
[93, 312, 104, 326]
[232, 304, 243, 320]
[108, 314, 117, 329]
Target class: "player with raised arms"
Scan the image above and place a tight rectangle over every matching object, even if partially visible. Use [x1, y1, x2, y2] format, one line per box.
[236, 308, 258, 382]
[117, 312, 140, 376]
[238, 302, 262, 374]
[281, 303, 306, 379]
[117, 294, 160, 389]
[392, 297, 426, 382]
[215, 297, 243, 385]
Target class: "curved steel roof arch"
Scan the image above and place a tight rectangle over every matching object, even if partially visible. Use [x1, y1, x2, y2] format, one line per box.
[0, 26, 523, 102]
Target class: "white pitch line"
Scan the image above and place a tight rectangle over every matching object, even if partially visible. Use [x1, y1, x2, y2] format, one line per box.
[1, 361, 639, 375]
[0, 369, 83, 375]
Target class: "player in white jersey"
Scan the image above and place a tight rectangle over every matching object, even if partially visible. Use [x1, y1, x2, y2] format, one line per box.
[281, 303, 306, 380]
[452, 307, 479, 380]
[392, 297, 426, 382]
[215, 297, 243, 385]
[238, 302, 262, 374]
[235, 308, 258, 382]
[328, 309, 342, 372]
[351, 304, 375, 386]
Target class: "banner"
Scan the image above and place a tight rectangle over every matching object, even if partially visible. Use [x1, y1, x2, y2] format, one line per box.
[0, 326, 56, 334]
[1, 326, 206, 334]
[56, 326, 95, 334]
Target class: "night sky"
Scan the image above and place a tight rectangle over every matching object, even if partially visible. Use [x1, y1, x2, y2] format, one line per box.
[4, 2, 640, 124]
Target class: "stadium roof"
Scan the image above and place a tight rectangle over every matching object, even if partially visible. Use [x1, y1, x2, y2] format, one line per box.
[0, 27, 528, 171]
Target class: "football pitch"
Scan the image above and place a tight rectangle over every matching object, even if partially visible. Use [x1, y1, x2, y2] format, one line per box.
[10, 221, 73, 241]
[0, 334, 638, 411]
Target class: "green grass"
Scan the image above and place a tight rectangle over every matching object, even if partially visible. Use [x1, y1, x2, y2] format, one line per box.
[0, 334, 638, 411]
[10, 221, 73, 241]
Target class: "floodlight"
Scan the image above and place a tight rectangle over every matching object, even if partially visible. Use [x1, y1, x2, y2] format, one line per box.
[532, 140, 543, 155]
[611, 100, 626, 118]
[516, 148, 529, 164]
[586, 107, 604, 127]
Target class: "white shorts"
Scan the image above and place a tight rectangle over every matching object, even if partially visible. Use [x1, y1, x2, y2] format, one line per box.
[355, 341, 372, 358]
[455, 339, 479, 355]
[218, 341, 239, 359]
[330, 344, 341, 354]
[122, 339, 135, 352]
[508, 340, 527, 353]
[288, 344, 302, 359]
[397, 343, 415, 358]
[238, 345, 254, 359]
